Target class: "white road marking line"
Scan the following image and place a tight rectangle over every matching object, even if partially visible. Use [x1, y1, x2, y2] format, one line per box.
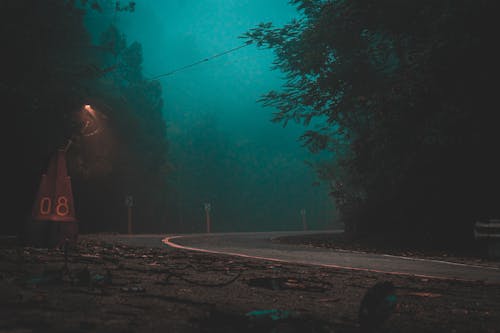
[162, 235, 499, 284]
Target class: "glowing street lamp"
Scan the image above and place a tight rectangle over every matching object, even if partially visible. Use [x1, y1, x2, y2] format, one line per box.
[62, 103, 102, 152]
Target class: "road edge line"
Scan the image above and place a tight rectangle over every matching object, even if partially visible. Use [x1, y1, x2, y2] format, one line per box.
[162, 235, 498, 285]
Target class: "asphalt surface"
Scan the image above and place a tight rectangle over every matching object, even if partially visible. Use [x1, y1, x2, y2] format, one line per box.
[94, 231, 500, 284]
[159, 231, 500, 284]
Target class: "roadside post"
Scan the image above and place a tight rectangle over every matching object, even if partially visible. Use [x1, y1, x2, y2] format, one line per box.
[204, 203, 211, 233]
[28, 149, 78, 248]
[125, 195, 133, 234]
[300, 208, 308, 231]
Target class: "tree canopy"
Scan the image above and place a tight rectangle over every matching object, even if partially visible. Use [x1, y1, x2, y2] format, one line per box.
[4, 0, 169, 234]
[243, 0, 499, 242]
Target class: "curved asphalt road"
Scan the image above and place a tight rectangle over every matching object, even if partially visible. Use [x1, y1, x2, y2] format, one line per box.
[161, 231, 500, 284]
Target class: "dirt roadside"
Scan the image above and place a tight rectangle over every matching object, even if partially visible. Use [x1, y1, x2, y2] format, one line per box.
[1, 234, 499, 333]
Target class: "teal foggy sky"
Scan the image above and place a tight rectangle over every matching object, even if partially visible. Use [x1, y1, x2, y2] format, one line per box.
[87, 0, 337, 232]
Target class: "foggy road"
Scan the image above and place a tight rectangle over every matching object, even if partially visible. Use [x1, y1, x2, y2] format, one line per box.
[159, 231, 500, 284]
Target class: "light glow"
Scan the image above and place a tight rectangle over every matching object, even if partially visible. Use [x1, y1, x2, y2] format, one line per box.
[83, 104, 97, 118]
[80, 104, 101, 137]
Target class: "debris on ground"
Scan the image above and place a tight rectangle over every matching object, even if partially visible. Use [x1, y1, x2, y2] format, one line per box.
[0, 234, 499, 332]
[245, 309, 291, 320]
[358, 281, 397, 332]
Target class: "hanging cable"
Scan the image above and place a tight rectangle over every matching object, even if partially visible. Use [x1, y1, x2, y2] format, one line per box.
[150, 40, 253, 80]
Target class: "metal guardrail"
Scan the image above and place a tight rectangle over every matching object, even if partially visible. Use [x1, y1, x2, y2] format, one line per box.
[474, 219, 500, 239]
[474, 219, 500, 258]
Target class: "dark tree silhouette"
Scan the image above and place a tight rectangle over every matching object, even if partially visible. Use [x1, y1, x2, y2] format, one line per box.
[243, 0, 499, 244]
[3, 0, 170, 234]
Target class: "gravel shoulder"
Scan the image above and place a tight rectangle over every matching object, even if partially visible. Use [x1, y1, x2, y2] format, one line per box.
[1, 234, 499, 332]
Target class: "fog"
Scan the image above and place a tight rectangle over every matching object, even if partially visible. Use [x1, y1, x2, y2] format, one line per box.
[87, 1, 336, 232]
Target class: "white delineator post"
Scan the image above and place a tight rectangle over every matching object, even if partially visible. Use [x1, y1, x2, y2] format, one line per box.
[301, 208, 308, 231]
[204, 203, 211, 233]
[125, 195, 133, 234]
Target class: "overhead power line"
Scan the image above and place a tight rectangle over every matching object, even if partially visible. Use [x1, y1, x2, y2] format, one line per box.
[150, 40, 253, 80]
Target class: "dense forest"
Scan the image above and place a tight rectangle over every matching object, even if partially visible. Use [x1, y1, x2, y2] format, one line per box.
[243, 0, 499, 244]
[3, 0, 332, 236]
[4, 0, 498, 244]
[4, 0, 169, 234]
[167, 110, 332, 232]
